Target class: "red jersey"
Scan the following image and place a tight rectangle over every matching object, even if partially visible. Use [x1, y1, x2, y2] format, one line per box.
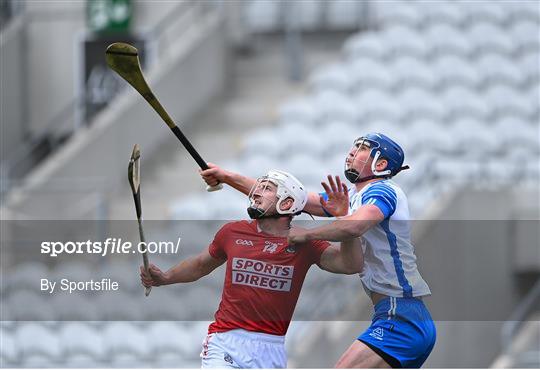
[207, 220, 330, 336]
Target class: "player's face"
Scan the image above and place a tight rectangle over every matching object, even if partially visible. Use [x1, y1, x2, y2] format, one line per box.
[346, 140, 374, 177]
[249, 179, 278, 213]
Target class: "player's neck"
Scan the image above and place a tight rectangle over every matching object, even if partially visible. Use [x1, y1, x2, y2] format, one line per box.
[354, 178, 384, 192]
[256, 218, 291, 237]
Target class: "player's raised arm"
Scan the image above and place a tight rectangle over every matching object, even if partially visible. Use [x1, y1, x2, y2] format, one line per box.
[288, 204, 384, 244]
[200, 163, 256, 195]
[319, 239, 364, 275]
[140, 246, 225, 287]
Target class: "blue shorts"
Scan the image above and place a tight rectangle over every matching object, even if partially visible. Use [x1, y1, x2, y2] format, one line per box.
[358, 297, 436, 368]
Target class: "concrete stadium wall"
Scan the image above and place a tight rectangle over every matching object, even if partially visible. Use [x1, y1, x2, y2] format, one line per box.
[0, 1, 198, 143]
[3, 12, 228, 219]
[416, 186, 539, 367]
[0, 16, 27, 161]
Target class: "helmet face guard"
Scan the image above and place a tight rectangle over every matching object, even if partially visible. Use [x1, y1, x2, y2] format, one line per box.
[246, 170, 308, 219]
[247, 177, 279, 219]
[344, 135, 407, 183]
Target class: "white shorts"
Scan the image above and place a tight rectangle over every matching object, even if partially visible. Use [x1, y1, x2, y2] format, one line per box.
[200, 329, 287, 368]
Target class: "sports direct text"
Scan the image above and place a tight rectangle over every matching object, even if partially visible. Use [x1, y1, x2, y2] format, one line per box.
[40, 237, 181, 257]
[232, 258, 294, 292]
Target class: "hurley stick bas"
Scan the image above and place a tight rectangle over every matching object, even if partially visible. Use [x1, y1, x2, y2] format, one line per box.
[128, 144, 152, 297]
[106, 42, 222, 192]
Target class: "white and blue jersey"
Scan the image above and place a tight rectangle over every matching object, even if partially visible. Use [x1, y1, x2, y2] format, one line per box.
[348, 179, 431, 299]
[322, 179, 436, 368]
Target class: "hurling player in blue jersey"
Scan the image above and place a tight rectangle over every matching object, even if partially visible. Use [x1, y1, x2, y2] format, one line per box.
[199, 132, 435, 368]
[287, 133, 436, 368]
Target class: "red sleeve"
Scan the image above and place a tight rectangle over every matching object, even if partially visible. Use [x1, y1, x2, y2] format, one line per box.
[208, 223, 231, 259]
[310, 239, 331, 266]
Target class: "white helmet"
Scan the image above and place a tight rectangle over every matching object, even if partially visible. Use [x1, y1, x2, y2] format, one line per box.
[247, 170, 308, 219]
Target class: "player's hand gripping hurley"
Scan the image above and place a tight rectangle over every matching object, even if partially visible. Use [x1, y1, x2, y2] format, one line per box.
[106, 42, 222, 192]
[128, 144, 152, 296]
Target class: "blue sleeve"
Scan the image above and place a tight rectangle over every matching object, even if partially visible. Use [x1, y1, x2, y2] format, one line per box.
[319, 192, 334, 217]
[361, 184, 397, 219]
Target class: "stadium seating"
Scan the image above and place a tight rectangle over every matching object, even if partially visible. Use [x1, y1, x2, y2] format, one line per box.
[4, 1, 539, 367]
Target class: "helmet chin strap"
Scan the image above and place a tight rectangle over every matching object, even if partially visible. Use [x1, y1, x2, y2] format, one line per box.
[247, 206, 285, 220]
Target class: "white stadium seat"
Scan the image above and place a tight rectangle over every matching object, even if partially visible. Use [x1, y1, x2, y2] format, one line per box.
[460, 1, 507, 26]
[0, 330, 18, 366]
[320, 120, 359, 156]
[309, 63, 353, 94]
[423, 1, 463, 27]
[506, 0, 540, 23]
[104, 322, 149, 358]
[349, 58, 394, 92]
[7, 261, 49, 293]
[169, 194, 214, 220]
[53, 260, 94, 282]
[449, 118, 499, 157]
[16, 323, 62, 361]
[6, 291, 56, 321]
[510, 19, 540, 54]
[60, 322, 106, 360]
[493, 117, 539, 152]
[397, 87, 447, 122]
[326, 0, 363, 29]
[432, 55, 481, 90]
[148, 322, 198, 356]
[476, 53, 525, 88]
[468, 21, 515, 56]
[375, 1, 423, 29]
[51, 292, 100, 321]
[391, 56, 437, 90]
[425, 24, 474, 59]
[276, 122, 324, 158]
[278, 98, 319, 126]
[380, 25, 430, 59]
[355, 89, 403, 122]
[441, 86, 491, 121]
[95, 290, 142, 321]
[485, 85, 536, 120]
[343, 32, 387, 61]
[312, 90, 358, 123]
[519, 51, 540, 83]
[242, 128, 288, 160]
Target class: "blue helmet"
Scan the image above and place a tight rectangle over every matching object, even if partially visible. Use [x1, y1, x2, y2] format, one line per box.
[344, 132, 409, 183]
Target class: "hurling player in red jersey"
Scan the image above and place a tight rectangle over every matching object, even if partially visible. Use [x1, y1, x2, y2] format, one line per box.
[141, 170, 363, 368]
